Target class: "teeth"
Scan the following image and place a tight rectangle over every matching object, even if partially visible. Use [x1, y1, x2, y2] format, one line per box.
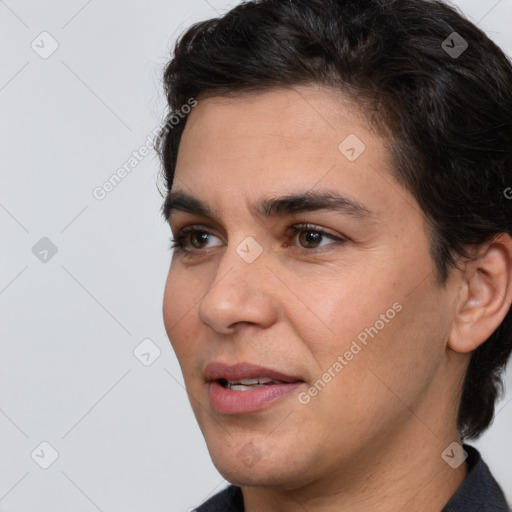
[237, 378, 275, 385]
[224, 377, 279, 390]
[229, 383, 265, 391]
[239, 378, 260, 385]
[256, 377, 274, 384]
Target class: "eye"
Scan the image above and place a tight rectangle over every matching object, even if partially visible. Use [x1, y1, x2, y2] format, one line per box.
[287, 224, 345, 250]
[169, 223, 346, 255]
[169, 226, 222, 253]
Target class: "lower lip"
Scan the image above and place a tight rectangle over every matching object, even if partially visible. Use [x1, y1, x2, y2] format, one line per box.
[208, 381, 304, 414]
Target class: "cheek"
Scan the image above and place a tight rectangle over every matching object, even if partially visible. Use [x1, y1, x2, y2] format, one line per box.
[287, 246, 447, 409]
[280, 263, 402, 362]
[163, 265, 203, 361]
[313, 282, 449, 420]
[293, 301, 447, 463]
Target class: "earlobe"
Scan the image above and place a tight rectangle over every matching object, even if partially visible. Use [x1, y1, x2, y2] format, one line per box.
[448, 234, 512, 354]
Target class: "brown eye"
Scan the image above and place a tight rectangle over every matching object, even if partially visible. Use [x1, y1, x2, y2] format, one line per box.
[298, 230, 324, 249]
[190, 231, 210, 249]
[287, 224, 346, 251]
[169, 227, 223, 253]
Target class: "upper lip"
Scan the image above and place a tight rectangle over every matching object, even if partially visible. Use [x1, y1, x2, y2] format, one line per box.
[204, 362, 303, 383]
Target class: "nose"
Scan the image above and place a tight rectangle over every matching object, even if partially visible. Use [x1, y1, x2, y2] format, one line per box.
[198, 240, 278, 335]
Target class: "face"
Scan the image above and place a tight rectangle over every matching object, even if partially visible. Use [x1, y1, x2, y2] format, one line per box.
[163, 86, 460, 489]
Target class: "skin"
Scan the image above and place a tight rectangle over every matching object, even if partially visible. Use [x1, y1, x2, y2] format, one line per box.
[162, 85, 512, 511]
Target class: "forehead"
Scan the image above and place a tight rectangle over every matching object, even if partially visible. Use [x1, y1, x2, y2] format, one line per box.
[171, 86, 418, 225]
[180, 86, 371, 153]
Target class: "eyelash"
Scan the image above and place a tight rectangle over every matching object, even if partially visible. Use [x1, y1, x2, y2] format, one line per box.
[169, 223, 346, 255]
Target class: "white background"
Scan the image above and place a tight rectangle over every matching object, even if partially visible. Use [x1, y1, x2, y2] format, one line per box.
[1, 1, 511, 510]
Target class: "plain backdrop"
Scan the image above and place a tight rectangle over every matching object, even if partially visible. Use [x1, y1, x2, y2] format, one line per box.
[1, 1, 511, 510]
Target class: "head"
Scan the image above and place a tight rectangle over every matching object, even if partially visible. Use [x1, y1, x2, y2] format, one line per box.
[158, 0, 512, 488]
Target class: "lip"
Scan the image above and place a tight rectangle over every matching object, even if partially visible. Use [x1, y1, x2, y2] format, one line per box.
[204, 362, 303, 383]
[204, 361, 305, 415]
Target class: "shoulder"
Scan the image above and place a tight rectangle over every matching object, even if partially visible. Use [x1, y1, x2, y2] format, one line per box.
[195, 485, 244, 512]
[442, 444, 511, 512]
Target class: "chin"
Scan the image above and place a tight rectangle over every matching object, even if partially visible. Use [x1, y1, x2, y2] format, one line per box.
[206, 438, 311, 489]
[213, 459, 298, 488]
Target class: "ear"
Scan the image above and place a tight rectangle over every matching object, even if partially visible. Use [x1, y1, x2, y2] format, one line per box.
[448, 233, 512, 354]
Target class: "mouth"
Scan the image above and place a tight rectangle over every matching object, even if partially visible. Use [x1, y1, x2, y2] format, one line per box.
[204, 362, 305, 414]
[217, 377, 287, 391]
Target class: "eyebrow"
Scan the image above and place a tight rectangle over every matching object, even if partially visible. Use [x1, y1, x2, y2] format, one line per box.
[163, 189, 373, 222]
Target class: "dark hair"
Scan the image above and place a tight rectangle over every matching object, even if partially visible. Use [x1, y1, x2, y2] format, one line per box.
[156, 0, 512, 439]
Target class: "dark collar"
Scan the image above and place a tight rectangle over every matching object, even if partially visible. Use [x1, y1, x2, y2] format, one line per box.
[196, 445, 510, 512]
[442, 444, 510, 511]
[196, 484, 244, 512]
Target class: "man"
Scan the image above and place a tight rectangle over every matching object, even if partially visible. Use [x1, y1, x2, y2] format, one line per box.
[157, 0, 512, 510]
